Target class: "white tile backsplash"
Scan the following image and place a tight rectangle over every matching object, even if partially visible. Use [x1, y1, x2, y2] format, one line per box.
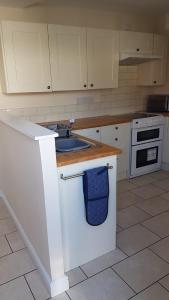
[0, 67, 151, 122]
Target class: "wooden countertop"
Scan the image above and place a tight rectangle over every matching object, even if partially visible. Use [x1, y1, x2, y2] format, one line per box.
[56, 135, 121, 167]
[39, 114, 133, 130]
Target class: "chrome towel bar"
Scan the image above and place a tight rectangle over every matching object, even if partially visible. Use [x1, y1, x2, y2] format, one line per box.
[60, 163, 113, 180]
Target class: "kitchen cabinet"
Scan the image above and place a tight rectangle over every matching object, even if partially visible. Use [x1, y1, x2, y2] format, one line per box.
[100, 123, 131, 180]
[58, 156, 116, 271]
[86, 28, 119, 89]
[119, 31, 154, 55]
[48, 25, 87, 91]
[0, 21, 51, 93]
[138, 35, 168, 86]
[73, 122, 131, 180]
[73, 127, 101, 142]
[48, 25, 119, 91]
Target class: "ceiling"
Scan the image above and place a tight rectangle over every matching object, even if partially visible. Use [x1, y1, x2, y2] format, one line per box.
[0, 0, 169, 15]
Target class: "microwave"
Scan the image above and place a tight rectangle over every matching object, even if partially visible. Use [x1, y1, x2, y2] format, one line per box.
[147, 95, 169, 112]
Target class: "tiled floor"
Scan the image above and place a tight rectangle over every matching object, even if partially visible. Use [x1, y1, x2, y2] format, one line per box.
[2, 171, 169, 299]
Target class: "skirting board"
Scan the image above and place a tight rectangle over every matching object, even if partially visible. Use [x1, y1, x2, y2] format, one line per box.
[0, 190, 69, 297]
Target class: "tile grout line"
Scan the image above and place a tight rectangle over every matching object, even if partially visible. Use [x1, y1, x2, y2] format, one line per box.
[158, 281, 169, 293]
[79, 266, 89, 278]
[24, 275, 36, 300]
[4, 234, 13, 253]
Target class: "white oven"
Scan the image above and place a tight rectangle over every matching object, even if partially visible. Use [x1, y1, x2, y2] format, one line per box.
[130, 113, 164, 178]
[130, 140, 162, 177]
[132, 125, 164, 146]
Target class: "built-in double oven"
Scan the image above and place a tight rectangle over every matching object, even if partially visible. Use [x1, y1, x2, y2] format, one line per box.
[130, 114, 164, 178]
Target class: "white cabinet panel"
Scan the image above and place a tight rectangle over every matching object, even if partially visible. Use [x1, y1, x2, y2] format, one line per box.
[138, 35, 168, 86]
[0, 21, 51, 93]
[73, 127, 101, 142]
[162, 117, 169, 166]
[48, 25, 87, 91]
[120, 31, 153, 55]
[58, 156, 116, 271]
[101, 123, 131, 179]
[87, 29, 119, 89]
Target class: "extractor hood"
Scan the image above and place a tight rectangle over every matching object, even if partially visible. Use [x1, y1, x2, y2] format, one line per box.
[119, 53, 162, 66]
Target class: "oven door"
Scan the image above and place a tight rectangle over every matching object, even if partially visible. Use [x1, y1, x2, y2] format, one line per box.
[132, 125, 163, 145]
[130, 141, 162, 177]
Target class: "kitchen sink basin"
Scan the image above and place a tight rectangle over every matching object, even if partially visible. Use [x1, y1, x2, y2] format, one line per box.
[55, 137, 91, 152]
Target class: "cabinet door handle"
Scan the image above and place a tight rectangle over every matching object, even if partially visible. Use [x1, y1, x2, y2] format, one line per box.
[136, 48, 140, 52]
[115, 126, 119, 130]
[47, 85, 51, 89]
[153, 80, 157, 84]
[83, 84, 87, 88]
[96, 129, 100, 133]
[115, 138, 118, 141]
[90, 83, 94, 87]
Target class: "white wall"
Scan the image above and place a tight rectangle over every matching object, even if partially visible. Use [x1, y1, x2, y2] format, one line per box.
[0, 116, 69, 296]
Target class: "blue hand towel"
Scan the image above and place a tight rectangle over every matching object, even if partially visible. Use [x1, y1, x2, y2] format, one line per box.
[83, 166, 109, 226]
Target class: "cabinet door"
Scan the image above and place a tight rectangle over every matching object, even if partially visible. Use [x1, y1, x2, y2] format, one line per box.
[138, 35, 168, 86]
[48, 25, 87, 91]
[100, 123, 131, 179]
[0, 21, 51, 93]
[120, 31, 153, 54]
[73, 127, 101, 142]
[87, 29, 119, 89]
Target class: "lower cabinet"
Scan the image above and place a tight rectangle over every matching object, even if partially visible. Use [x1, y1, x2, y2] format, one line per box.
[73, 122, 131, 180]
[58, 156, 116, 271]
[162, 117, 169, 169]
[100, 123, 131, 180]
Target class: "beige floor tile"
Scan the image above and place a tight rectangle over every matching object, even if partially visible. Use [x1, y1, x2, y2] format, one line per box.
[129, 174, 156, 187]
[0, 236, 12, 257]
[6, 231, 25, 252]
[113, 249, 169, 293]
[152, 178, 169, 191]
[0, 201, 10, 220]
[136, 196, 169, 216]
[117, 180, 136, 193]
[132, 184, 164, 200]
[49, 293, 70, 300]
[159, 274, 169, 291]
[0, 276, 34, 300]
[142, 211, 169, 238]
[116, 225, 122, 233]
[117, 206, 151, 229]
[0, 218, 16, 236]
[25, 270, 49, 300]
[130, 283, 169, 300]
[67, 267, 87, 287]
[117, 191, 143, 210]
[161, 192, 169, 201]
[0, 249, 35, 285]
[149, 170, 169, 181]
[150, 236, 169, 263]
[81, 248, 127, 277]
[117, 224, 160, 255]
[67, 268, 135, 300]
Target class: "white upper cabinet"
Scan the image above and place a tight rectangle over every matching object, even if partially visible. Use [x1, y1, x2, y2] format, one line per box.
[49, 26, 119, 91]
[0, 21, 52, 93]
[120, 31, 153, 54]
[87, 28, 119, 89]
[48, 25, 87, 91]
[138, 34, 168, 86]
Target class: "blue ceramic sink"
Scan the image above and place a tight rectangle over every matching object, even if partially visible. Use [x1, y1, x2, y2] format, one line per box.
[55, 138, 91, 152]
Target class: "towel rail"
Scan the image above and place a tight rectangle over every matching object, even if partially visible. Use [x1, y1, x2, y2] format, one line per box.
[60, 163, 113, 180]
